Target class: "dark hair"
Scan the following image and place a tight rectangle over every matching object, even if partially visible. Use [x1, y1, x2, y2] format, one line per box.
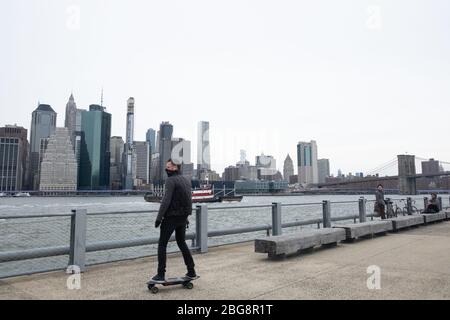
[167, 159, 181, 171]
[377, 184, 383, 188]
[431, 192, 437, 197]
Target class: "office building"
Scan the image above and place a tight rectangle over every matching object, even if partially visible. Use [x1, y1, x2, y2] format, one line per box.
[297, 141, 318, 185]
[283, 154, 294, 182]
[78, 105, 111, 190]
[197, 121, 211, 173]
[110, 136, 124, 190]
[318, 159, 330, 184]
[39, 128, 77, 192]
[0, 125, 28, 191]
[29, 104, 57, 190]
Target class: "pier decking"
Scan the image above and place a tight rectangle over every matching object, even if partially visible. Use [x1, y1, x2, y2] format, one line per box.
[1, 220, 449, 300]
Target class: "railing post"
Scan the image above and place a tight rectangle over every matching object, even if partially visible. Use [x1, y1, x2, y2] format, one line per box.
[359, 197, 367, 223]
[196, 205, 208, 253]
[423, 197, 428, 211]
[271, 202, 282, 236]
[438, 197, 443, 211]
[406, 197, 413, 215]
[69, 209, 87, 272]
[322, 200, 331, 228]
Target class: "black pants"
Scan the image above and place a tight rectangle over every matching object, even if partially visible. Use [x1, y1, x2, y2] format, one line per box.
[423, 204, 440, 214]
[157, 216, 195, 275]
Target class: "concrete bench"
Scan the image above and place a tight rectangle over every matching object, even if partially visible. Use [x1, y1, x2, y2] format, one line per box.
[422, 212, 447, 224]
[389, 215, 424, 232]
[333, 221, 393, 241]
[255, 228, 346, 259]
[445, 211, 450, 220]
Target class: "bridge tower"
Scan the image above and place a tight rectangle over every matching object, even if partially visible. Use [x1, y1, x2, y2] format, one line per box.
[397, 155, 417, 195]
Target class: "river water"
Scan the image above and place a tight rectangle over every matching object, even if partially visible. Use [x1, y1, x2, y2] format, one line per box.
[0, 194, 441, 278]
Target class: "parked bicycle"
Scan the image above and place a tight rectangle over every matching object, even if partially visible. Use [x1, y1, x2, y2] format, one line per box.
[386, 199, 419, 218]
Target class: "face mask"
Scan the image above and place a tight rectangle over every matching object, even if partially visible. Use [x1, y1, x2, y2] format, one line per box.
[166, 169, 176, 177]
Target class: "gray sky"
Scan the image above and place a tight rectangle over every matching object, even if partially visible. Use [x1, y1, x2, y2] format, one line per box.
[1, 0, 450, 176]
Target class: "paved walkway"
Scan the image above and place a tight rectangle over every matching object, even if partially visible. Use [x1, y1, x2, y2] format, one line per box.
[1, 220, 450, 300]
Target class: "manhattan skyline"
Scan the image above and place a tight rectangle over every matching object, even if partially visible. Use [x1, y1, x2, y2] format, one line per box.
[1, 0, 450, 175]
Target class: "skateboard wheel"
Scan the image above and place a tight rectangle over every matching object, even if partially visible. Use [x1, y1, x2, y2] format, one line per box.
[150, 286, 159, 294]
[184, 282, 194, 290]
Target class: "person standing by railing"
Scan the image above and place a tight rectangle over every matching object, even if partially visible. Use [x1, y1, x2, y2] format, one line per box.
[374, 184, 386, 219]
[151, 159, 197, 283]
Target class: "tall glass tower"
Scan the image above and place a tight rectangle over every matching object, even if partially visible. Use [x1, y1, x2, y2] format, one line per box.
[29, 104, 57, 190]
[78, 105, 111, 190]
[123, 98, 135, 190]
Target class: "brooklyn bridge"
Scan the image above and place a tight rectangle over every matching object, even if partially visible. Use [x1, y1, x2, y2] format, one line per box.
[318, 155, 450, 194]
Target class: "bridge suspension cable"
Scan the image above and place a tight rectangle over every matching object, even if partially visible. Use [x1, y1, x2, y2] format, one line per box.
[365, 158, 398, 176]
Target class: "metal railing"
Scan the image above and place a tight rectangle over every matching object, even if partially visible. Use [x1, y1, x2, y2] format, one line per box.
[1, 196, 448, 279]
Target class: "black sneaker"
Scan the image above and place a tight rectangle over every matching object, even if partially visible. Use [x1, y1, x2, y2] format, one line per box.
[185, 270, 197, 280]
[151, 274, 165, 283]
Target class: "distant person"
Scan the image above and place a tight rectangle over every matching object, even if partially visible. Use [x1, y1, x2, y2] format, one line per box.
[151, 159, 197, 283]
[374, 184, 386, 219]
[422, 193, 440, 214]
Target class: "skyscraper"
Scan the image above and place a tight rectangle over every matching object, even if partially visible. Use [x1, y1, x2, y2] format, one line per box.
[110, 136, 124, 190]
[64, 94, 77, 148]
[171, 138, 194, 179]
[134, 141, 151, 185]
[146, 128, 156, 154]
[318, 159, 330, 184]
[78, 105, 111, 190]
[156, 121, 173, 183]
[297, 140, 318, 185]
[283, 154, 294, 182]
[0, 125, 28, 191]
[39, 128, 77, 192]
[197, 121, 211, 173]
[123, 98, 135, 190]
[29, 104, 57, 190]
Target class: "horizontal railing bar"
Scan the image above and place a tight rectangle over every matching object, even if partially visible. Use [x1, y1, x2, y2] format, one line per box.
[0, 214, 73, 220]
[208, 225, 271, 237]
[85, 233, 195, 252]
[331, 201, 361, 204]
[282, 219, 322, 228]
[0, 246, 70, 263]
[87, 210, 160, 216]
[281, 202, 323, 207]
[207, 204, 274, 211]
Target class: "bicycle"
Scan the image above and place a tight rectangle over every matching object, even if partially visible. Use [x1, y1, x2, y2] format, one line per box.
[387, 199, 419, 218]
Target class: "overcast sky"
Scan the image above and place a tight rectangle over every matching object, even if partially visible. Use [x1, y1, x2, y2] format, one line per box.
[1, 0, 450, 176]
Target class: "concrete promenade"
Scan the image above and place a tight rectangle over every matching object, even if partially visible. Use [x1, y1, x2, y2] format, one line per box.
[1, 220, 450, 300]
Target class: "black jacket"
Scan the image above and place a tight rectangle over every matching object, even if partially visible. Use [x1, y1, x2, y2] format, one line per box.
[156, 172, 192, 221]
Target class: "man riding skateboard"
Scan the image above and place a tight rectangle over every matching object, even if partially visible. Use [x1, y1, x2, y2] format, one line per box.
[151, 159, 197, 283]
